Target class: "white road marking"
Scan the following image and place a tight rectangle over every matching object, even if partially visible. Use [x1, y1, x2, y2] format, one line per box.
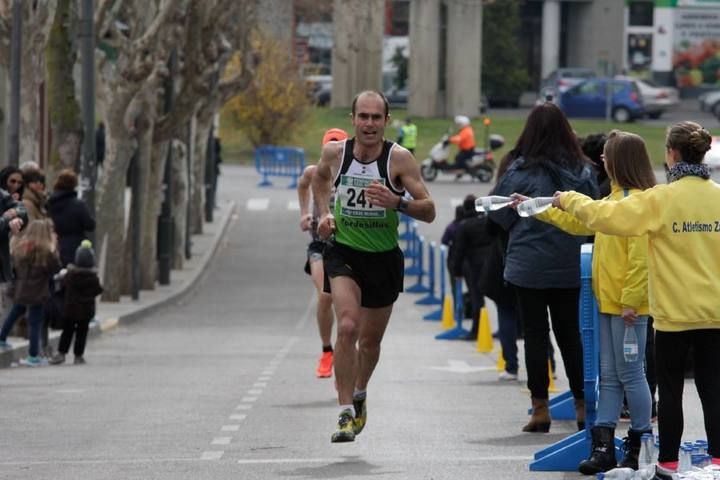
[236, 455, 533, 465]
[201, 451, 224, 460]
[258, 376, 271, 382]
[230, 413, 248, 419]
[235, 404, 252, 410]
[221, 425, 240, 432]
[241, 396, 257, 403]
[261, 370, 275, 376]
[56, 389, 85, 394]
[253, 382, 267, 387]
[429, 360, 497, 373]
[246, 198, 270, 211]
[247, 389, 262, 395]
[211, 437, 232, 445]
[287, 200, 300, 210]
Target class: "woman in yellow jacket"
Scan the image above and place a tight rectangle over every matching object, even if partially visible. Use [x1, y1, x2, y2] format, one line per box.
[553, 122, 720, 480]
[517, 131, 656, 474]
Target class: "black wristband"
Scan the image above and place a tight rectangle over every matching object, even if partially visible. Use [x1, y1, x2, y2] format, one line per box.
[396, 197, 409, 213]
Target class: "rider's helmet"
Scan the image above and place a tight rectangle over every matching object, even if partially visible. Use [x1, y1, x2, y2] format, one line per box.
[454, 115, 470, 128]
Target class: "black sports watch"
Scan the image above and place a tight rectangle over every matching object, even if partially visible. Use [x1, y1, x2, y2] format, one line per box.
[396, 197, 409, 213]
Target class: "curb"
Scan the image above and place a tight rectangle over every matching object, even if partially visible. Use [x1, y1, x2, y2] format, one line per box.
[0, 200, 236, 368]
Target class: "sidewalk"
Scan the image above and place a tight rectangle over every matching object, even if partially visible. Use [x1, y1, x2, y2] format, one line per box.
[0, 199, 236, 368]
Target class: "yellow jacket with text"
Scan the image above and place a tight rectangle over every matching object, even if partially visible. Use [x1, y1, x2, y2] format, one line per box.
[560, 176, 720, 332]
[537, 185, 649, 316]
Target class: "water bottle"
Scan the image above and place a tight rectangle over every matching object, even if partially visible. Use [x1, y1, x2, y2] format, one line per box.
[623, 325, 639, 362]
[639, 433, 654, 469]
[517, 197, 555, 217]
[679, 445, 693, 473]
[475, 195, 513, 213]
[595, 467, 636, 479]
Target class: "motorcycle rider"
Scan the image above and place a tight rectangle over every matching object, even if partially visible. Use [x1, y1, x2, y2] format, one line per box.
[446, 115, 476, 177]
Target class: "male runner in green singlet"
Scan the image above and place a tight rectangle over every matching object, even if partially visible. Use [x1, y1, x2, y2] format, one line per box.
[312, 90, 436, 443]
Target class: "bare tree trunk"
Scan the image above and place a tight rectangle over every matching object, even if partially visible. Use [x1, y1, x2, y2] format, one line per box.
[139, 139, 169, 288]
[45, 0, 81, 182]
[122, 120, 155, 293]
[171, 139, 188, 269]
[190, 115, 211, 234]
[96, 121, 135, 301]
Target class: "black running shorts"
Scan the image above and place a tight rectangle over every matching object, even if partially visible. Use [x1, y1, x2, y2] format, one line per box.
[322, 241, 404, 308]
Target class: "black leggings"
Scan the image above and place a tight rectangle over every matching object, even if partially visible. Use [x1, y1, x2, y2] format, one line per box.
[58, 317, 91, 357]
[655, 329, 720, 462]
[513, 285, 584, 400]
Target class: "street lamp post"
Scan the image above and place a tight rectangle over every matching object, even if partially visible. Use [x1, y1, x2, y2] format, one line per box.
[79, 0, 96, 221]
[8, 0, 22, 167]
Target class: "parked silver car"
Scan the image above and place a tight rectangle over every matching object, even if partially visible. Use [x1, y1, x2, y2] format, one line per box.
[616, 77, 679, 119]
[699, 90, 720, 118]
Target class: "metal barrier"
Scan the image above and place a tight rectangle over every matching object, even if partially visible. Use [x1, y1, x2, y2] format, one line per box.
[255, 145, 305, 188]
[406, 236, 430, 293]
[404, 222, 422, 276]
[530, 243, 624, 471]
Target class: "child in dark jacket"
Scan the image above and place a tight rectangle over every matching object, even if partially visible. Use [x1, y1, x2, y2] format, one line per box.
[50, 240, 102, 365]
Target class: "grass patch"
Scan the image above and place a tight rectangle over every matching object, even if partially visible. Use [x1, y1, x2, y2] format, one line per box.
[219, 106, 671, 167]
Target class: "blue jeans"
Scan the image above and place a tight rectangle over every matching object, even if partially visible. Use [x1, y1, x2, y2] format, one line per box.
[0, 304, 44, 357]
[497, 301, 518, 374]
[596, 313, 652, 431]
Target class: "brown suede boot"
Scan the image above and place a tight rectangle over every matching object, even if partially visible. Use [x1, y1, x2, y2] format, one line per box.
[575, 398, 586, 431]
[523, 398, 551, 433]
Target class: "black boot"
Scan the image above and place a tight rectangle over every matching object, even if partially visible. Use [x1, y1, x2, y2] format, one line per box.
[578, 426, 617, 475]
[618, 429, 651, 470]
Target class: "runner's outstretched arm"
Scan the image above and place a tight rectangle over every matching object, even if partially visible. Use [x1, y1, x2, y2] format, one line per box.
[311, 142, 343, 239]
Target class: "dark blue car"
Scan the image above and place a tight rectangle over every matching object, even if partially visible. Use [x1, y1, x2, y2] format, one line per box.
[559, 78, 644, 123]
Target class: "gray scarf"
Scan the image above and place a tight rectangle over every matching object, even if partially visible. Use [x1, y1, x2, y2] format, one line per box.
[666, 162, 710, 183]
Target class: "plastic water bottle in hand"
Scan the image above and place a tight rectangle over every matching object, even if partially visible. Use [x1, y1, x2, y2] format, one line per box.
[475, 195, 513, 213]
[517, 197, 555, 217]
[623, 325, 639, 363]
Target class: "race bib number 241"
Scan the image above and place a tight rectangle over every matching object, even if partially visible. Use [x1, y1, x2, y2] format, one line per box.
[338, 175, 386, 218]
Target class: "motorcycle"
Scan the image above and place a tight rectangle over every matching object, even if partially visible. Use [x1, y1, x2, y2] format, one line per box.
[420, 133, 505, 183]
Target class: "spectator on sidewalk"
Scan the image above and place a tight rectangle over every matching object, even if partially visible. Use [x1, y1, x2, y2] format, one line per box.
[451, 195, 493, 340]
[489, 102, 599, 433]
[0, 166, 24, 201]
[0, 219, 61, 366]
[49, 240, 103, 366]
[21, 168, 48, 223]
[46, 169, 96, 267]
[441, 204, 467, 307]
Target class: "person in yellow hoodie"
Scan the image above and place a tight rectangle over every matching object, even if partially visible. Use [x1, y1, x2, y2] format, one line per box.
[516, 131, 656, 475]
[552, 121, 720, 480]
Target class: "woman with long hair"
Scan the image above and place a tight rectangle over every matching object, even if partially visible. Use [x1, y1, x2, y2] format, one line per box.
[553, 121, 720, 480]
[0, 219, 61, 366]
[489, 102, 599, 433]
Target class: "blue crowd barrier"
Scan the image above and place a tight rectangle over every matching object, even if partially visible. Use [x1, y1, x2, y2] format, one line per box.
[407, 236, 430, 293]
[404, 222, 422, 276]
[423, 245, 447, 321]
[530, 244, 624, 471]
[416, 241, 442, 306]
[255, 145, 305, 188]
[399, 213, 413, 241]
[435, 278, 471, 340]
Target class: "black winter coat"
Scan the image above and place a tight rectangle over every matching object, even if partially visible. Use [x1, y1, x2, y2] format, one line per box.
[479, 219, 515, 306]
[46, 190, 96, 266]
[450, 214, 494, 277]
[63, 265, 103, 320]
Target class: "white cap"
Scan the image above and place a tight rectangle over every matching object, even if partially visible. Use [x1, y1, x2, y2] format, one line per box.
[454, 115, 470, 127]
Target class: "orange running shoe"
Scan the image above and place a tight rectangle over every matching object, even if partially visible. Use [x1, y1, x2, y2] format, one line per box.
[316, 351, 333, 378]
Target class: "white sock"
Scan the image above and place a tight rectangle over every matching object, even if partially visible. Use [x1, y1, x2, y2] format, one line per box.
[339, 404, 353, 415]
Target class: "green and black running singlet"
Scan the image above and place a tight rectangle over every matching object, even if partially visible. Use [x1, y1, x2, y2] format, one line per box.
[332, 138, 405, 253]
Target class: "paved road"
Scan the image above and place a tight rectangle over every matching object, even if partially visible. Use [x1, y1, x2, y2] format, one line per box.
[0, 165, 706, 479]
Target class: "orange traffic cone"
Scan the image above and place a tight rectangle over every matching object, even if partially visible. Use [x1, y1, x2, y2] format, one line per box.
[476, 307, 493, 353]
[440, 294, 455, 331]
